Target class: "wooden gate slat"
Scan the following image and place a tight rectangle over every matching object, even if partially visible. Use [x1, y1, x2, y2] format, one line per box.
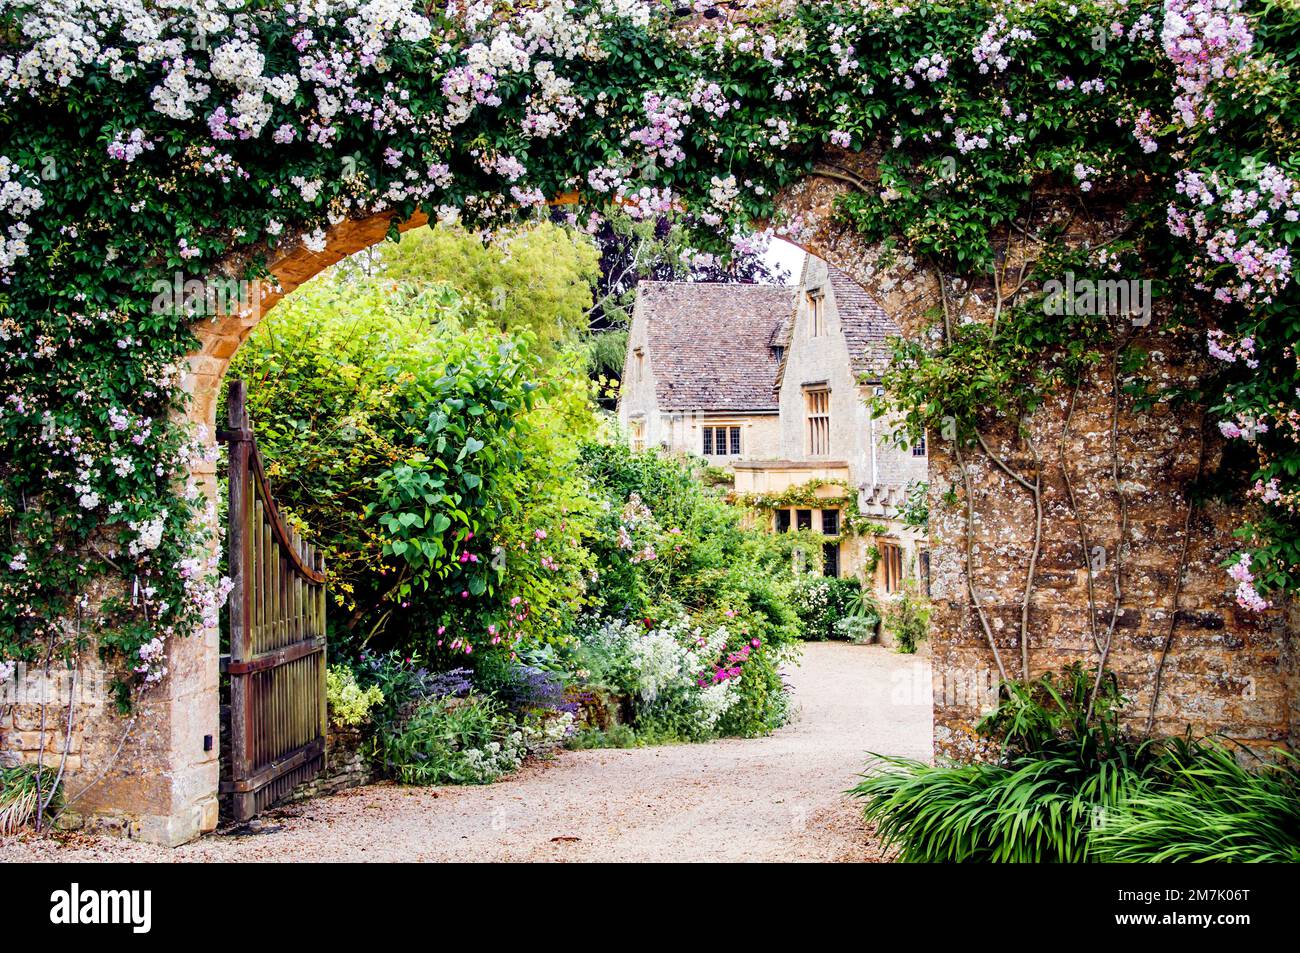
[218, 379, 327, 822]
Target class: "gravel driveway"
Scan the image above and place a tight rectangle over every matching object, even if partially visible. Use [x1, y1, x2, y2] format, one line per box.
[1, 642, 932, 863]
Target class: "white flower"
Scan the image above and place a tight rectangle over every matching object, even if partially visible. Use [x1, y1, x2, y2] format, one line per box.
[127, 513, 167, 555]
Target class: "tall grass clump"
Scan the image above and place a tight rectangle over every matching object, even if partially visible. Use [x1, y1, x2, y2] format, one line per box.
[851, 662, 1300, 863]
[1093, 742, 1300, 863]
[0, 764, 61, 835]
[850, 663, 1159, 863]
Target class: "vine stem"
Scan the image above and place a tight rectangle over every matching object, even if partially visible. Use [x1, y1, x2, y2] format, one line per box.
[935, 269, 1008, 684]
[34, 626, 56, 833]
[1146, 410, 1205, 733]
[1059, 382, 1102, 656]
[973, 430, 1041, 679]
[1020, 437, 1043, 680]
[973, 240, 1042, 677]
[954, 439, 1009, 685]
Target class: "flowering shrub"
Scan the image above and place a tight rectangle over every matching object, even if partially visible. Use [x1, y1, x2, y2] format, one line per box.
[571, 614, 790, 741]
[357, 650, 473, 715]
[324, 664, 385, 729]
[359, 647, 578, 785]
[792, 575, 864, 642]
[378, 693, 534, 785]
[3, 0, 1299, 709]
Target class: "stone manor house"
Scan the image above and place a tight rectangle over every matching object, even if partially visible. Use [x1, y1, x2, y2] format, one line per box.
[618, 255, 927, 600]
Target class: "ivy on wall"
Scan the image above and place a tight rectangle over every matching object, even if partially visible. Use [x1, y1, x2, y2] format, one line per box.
[733, 478, 886, 539]
[0, 0, 1296, 705]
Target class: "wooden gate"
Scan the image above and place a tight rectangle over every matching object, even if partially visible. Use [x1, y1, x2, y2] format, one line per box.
[218, 380, 327, 821]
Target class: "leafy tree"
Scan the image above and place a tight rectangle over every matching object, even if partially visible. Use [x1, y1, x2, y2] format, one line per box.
[377, 223, 600, 360]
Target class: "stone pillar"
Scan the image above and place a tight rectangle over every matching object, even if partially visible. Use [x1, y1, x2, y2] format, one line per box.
[775, 153, 1297, 760]
[2, 596, 219, 846]
[2, 210, 433, 844]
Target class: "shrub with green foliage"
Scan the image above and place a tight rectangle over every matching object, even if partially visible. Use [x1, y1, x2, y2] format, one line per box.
[325, 665, 384, 729]
[377, 694, 530, 785]
[228, 263, 600, 662]
[578, 442, 799, 640]
[882, 585, 930, 654]
[852, 663, 1300, 862]
[377, 223, 600, 360]
[1093, 742, 1300, 863]
[791, 575, 863, 642]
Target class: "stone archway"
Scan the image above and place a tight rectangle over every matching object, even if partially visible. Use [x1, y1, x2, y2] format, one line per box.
[51, 155, 1295, 844]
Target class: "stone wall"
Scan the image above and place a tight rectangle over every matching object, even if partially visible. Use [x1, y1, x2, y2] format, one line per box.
[0, 582, 219, 845]
[281, 726, 376, 804]
[774, 151, 1297, 759]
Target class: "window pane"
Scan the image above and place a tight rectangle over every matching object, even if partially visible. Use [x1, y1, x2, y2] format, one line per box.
[703, 427, 713, 455]
[821, 509, 840, 535]
[775, 509, 791, 533]
[730, 426, 741, 455]
[797, 509, 812, 530]
[823, 543, 840, 578]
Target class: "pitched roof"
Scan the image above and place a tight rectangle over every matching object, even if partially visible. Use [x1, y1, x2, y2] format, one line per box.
[825, 264, 897, 381]
[772, 260, 898, 391]
[638, 281, 793, 412]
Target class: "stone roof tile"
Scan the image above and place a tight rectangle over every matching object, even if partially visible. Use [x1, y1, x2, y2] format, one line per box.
[825, 264, 899, 381]
[639, 281, 793, 411]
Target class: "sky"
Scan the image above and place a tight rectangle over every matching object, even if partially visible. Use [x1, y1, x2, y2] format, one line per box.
[762, 238, 806, 285]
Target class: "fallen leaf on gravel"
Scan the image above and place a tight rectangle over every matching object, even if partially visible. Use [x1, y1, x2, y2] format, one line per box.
[550, 836, 581, 843]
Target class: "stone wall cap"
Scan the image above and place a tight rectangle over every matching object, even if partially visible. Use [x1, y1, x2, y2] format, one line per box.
[732, 460, 850, 470]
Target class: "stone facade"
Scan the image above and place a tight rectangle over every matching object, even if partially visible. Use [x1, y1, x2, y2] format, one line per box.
[767, 254, 928, 590]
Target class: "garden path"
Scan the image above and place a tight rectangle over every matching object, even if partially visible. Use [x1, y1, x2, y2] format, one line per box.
[1, 643, 932, 862]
